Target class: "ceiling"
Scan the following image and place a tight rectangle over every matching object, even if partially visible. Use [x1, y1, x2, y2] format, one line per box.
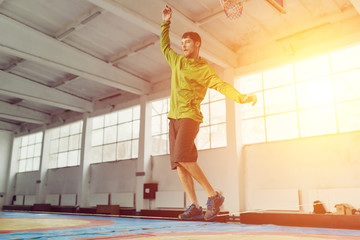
[0, 0, 359, 134]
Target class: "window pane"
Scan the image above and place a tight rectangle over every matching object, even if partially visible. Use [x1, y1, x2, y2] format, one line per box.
[60, 125, 70, 137]
[337, 100, 360, 133]
[34, 143, 42, 157]
[49, 154, 58, 169]
[91, 146, 102, 164]
[92, 116, 104, 129]
[202, 90, 210, 104]
[209, 88, 225, 101]
[132, 120, 140, 139]
[25, 159, 33, 172]
[58, 152, 68, 168]
[104, 125, 117, 144]
[264, 85, 296, 114]
[299, 105, 337, 137]
[241, 118, 266, 144]
[59, 137, 69, 152]
[118, 108, 132, 123]
[118, 122, 132, 141]
[26, 145, 34, 158]
[266, 112, 299, 141]
[117, 141, 131, 160]
[33, 157, 40, 171]
[152, 135, 168, 156]
[28, 135, 35, 145]
[51, 128, 60, 139]
[161, 114, 168, 134]
[152, 99, 168, 115]
[132, 140, 139, 159]
[295, 55, 331, 82]
[91, 129, 103, 146]
[20, 146, 27, 159]
[105, 112, 118, 126]
[211, 123, 227, 148]
[200, 103, 210, 126]
[133, 106, 140, 120]
[35, 132, 43, 143]
[50, 139, 59, 154]
[263, 64, 294, 89]
[240, 92, 264, 119]
[69, 134, 80, 150]
[330, 45, 360, 73]
[333, 69, 360, 102]
[297, 76, 334, 109]
[68, 150, 79, 166]
[21, 136, 28, 146]
[18, 160, 26, 172]
[103, 143, 116, 162]
[70, 122, 82, 135]
[197, 126, 210, 150]
[152, 115, 161, 135]
[210, 100, 226, 124]
[236, 73, 262, 93]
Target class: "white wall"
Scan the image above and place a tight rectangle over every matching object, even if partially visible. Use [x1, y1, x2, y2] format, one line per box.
[243, 131, 360, 213]
[46, 167, 82, 195]
[89, 160, 137, 194]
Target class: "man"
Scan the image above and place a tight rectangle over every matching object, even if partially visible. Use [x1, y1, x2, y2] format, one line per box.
[161, 5, 257, 221]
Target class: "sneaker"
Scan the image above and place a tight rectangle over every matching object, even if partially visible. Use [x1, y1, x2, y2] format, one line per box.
[204, 192, 224, 221]
[178, 204, 204, 220]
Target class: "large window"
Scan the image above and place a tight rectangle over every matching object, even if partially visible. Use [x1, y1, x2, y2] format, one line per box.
[17, 132, 43, 172]
[151, 89, 227, 156]
[237, 44, 360, 144]
[49, 121, 83, 168]
[91, 106, 140, 163]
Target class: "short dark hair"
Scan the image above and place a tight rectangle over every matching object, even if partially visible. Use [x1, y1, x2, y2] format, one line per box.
[182, 32, 201, 46]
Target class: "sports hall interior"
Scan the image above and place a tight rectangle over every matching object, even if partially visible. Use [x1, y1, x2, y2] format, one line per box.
[1, 0, 360, 238]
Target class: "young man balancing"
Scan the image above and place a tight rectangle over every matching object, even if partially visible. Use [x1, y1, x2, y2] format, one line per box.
[161, 5, 257, 221]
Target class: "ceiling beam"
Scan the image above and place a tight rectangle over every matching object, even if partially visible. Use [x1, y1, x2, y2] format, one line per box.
[56, 7, 103, 40]
[0, 70, 93, 113]
[88, 0, 237, 68]
[0, 14, 150, 95]
[349, 0, 360, 14]
[0, 120, 20, 133]
[0, 101, 51, 124]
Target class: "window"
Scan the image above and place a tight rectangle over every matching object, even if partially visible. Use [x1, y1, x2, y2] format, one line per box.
[17, 132, 43, 172]
[151, 89, 227, 156]
[197, 89, 227, 149]
[49, 121, 82, 168]
[237, 44, 360, 144]
[91, 106, 140, 163]
[151, 98, 170, 156]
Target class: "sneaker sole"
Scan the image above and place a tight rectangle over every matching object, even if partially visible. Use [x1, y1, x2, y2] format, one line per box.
[204, 195, 225, 221]
[179, 215, 204, 220]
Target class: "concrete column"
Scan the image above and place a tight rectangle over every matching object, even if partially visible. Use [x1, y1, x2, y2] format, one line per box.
[135, 95, 153, 211]
[78, 113, 93, 207]
[2, 131, 15, 206]
[35, 127, 50, 204]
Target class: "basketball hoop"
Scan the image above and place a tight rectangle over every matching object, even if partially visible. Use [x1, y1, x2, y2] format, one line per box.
[219, 0, 244, 20]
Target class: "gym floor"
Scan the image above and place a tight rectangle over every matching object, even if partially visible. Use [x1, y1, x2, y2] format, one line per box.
[1, 211, 360, 240]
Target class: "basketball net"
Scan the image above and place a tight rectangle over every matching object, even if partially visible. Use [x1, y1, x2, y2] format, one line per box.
[219, 0, 244, 20]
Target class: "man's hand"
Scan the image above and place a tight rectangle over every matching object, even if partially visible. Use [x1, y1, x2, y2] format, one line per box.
[244, 93, 257, 106]
[162, 5, 172, 22]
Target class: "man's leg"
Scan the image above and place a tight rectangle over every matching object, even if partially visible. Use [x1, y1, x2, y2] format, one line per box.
[176, 165, 199, 207]
[178, 162, 216, 198]
[179, 161, 224, 221]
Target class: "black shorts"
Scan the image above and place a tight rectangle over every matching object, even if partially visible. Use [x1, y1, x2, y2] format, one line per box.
[169, 118, 200, 170]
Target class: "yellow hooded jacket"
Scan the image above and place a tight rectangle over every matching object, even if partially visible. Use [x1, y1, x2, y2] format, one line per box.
[160, 21, 247, 123]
